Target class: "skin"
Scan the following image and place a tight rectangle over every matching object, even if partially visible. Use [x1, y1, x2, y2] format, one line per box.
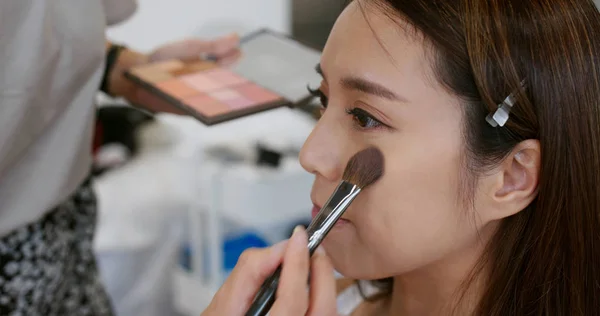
[204, 1, 540, 315]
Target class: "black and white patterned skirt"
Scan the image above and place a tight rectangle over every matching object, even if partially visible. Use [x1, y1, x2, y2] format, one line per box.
[0, 178, 114, 315]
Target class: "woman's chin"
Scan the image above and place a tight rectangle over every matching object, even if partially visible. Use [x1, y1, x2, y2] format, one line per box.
[321, 240, 399, 281]
[322, 243, 373, 280]
[331, 264, 390, 281]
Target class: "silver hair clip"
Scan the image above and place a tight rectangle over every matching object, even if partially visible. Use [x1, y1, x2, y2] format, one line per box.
[485, 80, 526, 127]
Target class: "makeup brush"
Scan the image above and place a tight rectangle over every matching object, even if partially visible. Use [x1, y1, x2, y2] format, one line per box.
[245, 147, 385, 316]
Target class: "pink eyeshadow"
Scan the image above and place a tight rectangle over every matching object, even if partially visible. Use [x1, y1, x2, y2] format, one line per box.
[209, 89, 242, 101]
[180, 73, 225, 92]
[205, 69, 247, 85]
[156, 79, 199, 99]
[225, 97, 255, 109]
[236, 83, 282, 104]
[185, 95, 230, 117]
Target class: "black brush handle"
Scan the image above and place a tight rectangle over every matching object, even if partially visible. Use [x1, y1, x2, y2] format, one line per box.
[245, 265, 282, 316]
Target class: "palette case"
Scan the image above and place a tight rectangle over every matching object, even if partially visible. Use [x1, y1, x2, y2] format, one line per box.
[125, 28, 322, 126]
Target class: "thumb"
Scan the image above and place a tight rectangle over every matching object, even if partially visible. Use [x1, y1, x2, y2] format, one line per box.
[148, 33, 240, 62]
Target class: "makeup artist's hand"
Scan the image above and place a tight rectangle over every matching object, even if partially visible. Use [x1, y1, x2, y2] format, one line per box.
[148, 33, 241, 65]
[201, 227, 338, 316]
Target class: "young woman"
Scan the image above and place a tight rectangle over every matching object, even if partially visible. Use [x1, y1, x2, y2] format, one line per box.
[202, 0, 600, 315]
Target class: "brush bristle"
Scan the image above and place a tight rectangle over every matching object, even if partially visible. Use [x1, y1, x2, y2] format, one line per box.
[342, 147, 384, 188]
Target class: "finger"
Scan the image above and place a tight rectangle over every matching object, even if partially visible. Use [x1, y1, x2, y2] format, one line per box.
[271, 226, 310, 315]
[225, 240, 287, 295]
[188, 33, 240, 57]
[209, 241, 288, 315]
[216, 50, 242, 66]
[212, 33, 240, 55]
[148, 33, 239, 62]
[307, 246, 337, 316]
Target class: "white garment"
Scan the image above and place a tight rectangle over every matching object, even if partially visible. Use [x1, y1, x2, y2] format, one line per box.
[0, 0, 137, 236]
[336, 280, 382, 316]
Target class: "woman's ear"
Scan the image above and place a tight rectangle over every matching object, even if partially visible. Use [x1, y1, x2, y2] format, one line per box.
[484, 139, 541, 220]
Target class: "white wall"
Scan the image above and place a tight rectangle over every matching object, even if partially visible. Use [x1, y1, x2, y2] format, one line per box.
[107, 0, 291, 52]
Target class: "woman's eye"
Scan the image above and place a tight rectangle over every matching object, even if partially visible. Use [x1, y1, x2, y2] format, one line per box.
[346, 108, 383, 129]
[307, 86, 386, 130]
[307, 86, 328, 108]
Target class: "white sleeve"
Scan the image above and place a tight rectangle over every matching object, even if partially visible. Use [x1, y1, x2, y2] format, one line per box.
[102, 0, 137, 26]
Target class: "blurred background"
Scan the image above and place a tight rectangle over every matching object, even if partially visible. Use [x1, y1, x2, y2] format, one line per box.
[94, 1, 346, 315]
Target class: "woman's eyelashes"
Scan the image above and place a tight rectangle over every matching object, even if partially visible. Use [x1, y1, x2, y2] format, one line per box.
[308, 86, 328, 108]
[345, 108, 383, 129]
[307, 86, 387, 131]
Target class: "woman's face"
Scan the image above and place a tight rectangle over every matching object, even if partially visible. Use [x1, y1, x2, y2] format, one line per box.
[299, 2, 491, 279]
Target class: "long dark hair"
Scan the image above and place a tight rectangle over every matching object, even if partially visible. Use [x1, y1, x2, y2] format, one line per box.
[358, 0, 600, 314]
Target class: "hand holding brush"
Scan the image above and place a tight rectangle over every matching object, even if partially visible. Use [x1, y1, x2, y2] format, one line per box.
[201, 147, 384, 316]
[201, 228, 337, 316]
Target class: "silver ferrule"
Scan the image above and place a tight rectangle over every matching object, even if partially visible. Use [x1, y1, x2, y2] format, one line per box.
[306, 181, 361, 254]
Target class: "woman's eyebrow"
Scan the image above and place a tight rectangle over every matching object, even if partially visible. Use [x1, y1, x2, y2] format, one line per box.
[316, 63, 408, 102]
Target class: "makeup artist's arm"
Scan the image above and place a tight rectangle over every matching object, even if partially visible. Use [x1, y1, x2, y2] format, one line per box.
[104, 35, 239, 113]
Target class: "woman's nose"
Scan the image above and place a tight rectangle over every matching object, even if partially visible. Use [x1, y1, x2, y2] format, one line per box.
[299, 115, 345, 183]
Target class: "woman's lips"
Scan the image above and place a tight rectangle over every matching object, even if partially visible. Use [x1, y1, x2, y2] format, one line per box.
[311, 204, 350, 226]
[311, 204, 320, 218]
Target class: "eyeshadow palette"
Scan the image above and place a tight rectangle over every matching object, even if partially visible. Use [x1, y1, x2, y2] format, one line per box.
[126, 59, 286, 124]
[125, 29, 323, 126]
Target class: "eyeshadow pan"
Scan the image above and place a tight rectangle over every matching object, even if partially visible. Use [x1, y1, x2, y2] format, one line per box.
[155, 79, 200, 99]
[129, 68, 173, 83]
[205, 68, 247, 85]
[180, 73, 225, 92]
[225, 97, 255, 109]
[209, 89, 242, 101]
[236, 83, 282, 103]
[209, 88, 255, 109]
[185, 94, 231, 117]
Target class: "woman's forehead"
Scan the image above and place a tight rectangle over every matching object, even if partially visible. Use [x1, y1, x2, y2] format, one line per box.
[320, 2, 437, 101]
